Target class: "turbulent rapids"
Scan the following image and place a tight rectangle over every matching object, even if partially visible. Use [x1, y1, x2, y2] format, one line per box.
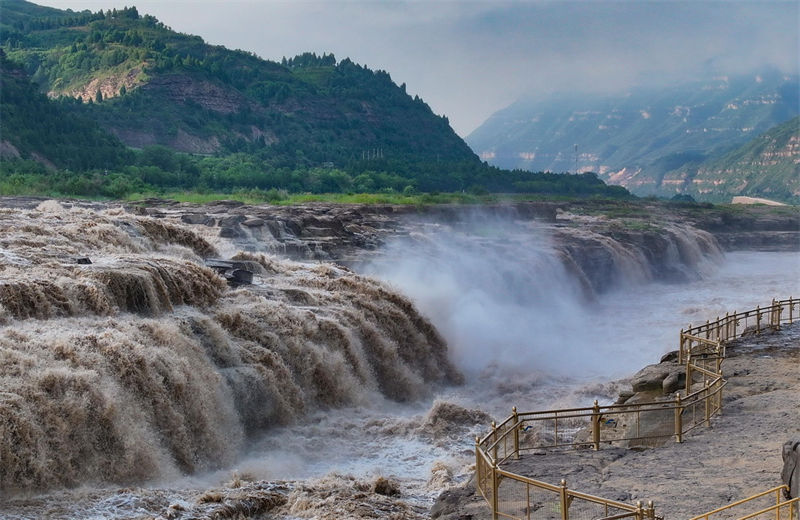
[1, 198, 797, 519]
[0, 201, 459, 494]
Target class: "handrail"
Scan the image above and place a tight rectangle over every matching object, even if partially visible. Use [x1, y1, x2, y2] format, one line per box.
[689, 485, 787, 519]
[737, 499, 798, 520]
[689, 485, 798, 520]
[474, 297, 798, 520]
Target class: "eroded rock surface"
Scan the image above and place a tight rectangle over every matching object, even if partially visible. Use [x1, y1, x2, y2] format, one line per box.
[432, 325, 800, 520]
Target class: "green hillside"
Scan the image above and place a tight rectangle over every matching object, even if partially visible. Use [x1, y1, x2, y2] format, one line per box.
[0, 49, 131, 170]
[660, 117, 800, 203]
[1, 1, 472, 163]
[0, 0, 629, 200]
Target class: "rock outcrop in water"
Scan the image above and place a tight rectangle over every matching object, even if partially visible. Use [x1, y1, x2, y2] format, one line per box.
[0, 201, 460, 493]
[132, 199, 746, 297]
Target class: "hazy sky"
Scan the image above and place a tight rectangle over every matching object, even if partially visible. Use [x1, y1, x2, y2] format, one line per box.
[36, 1, 799, 136]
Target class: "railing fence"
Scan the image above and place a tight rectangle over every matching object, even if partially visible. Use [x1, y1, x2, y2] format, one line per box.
[474, 297, 798, 520]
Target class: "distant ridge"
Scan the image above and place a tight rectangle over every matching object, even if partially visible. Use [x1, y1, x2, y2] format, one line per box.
[663, 116, 799, 203]
[467, 73, 799, 201]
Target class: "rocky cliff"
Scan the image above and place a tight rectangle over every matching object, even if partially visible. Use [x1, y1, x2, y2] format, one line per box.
[660, 116, 800, 202]
[466, 72, 799, 201]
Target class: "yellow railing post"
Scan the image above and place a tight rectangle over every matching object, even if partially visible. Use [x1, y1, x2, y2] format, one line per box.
[686, 357, 693, 393]
[772, 299, 778, 329]
[775, 487, 780, 520]
[725, 312, 730, 340]
[475, 436, 481, 496]
[704, 381, 711, 426]
[512, 406, 520, 459]
[756, 305, 762, 333]
[674, 393, 683, 443]
[636, 501, 643, 520]
[560, 479, 569, 520]
[491, 421, 498, 462]
[592, 399, 601, 451]
[679, 329, 684, 364]
[491, 461, 499, 520]
[648, 500, 656, 520]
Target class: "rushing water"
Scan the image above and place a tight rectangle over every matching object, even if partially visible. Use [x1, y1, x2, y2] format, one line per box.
[1, 201, 798, 519]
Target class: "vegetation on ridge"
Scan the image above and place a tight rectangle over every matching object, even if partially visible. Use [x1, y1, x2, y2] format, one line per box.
[0, 0, 630, 201]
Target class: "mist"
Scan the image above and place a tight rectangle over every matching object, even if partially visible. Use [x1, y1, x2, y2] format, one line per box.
[362, 213, 797, 383]
[364, 216, 591, 376]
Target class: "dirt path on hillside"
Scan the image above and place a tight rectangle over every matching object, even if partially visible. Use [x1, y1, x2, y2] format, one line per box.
[433, 325, 800, 520]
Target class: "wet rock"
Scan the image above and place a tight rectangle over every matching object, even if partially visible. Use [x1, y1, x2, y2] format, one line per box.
[145, 208, 166, 218]
[219, 226, 243, 238]
[422, 401, 493, 440]
[615, 391, 635, 404]
[630, 362, 684, 394]
[219, 215, 246, 227]
[301, 226, 339, 238]
[372, 476, 400, 497]
[264, 220, 286, 240]
[242, 218, 265, 227]
[660, 350, 679, 363]
[181, 213, 213, 226]
[431, 486, 477, 519]
[662, 371, 685, 394]
[782, 438, 800, 498]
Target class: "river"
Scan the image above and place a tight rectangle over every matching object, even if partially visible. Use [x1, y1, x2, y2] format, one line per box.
[1, 200, 798, 519]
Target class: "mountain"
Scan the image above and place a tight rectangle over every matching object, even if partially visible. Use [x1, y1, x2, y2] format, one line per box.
[0, 49, 131, 170]
[467, 73, 799, 198]
[660, 116, 799, 203]
[0, 0, 630, 199]
[0, 1, 473, 163]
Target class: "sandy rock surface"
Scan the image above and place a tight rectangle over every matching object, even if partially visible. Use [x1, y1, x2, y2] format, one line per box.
[434, 324, 800, 520]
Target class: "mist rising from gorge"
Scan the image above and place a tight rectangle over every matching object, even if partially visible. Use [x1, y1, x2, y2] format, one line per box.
[363, 212, 724, 380]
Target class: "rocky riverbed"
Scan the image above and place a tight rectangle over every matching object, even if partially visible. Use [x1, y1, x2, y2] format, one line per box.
[6, 196, 796, 296]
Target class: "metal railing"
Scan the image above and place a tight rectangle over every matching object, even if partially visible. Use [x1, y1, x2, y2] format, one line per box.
[689, 486, 798, 520]
[679, 298, 797, 365]
[474, 297, 798, 520]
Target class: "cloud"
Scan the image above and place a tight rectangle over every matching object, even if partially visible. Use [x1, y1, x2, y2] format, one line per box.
[38, 1, 799, 135]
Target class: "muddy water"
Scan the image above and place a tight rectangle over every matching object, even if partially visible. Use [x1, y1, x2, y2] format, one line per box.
[1, 200, 797, 519]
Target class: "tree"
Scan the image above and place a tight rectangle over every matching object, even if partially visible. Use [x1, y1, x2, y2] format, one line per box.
[95, 89, 102, 103]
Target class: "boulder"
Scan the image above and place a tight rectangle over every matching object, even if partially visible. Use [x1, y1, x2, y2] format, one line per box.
[180, 213, 213, 226]
[218, 215, 246, 227]
[264, 220, 286, 240]
[662, 371, 685, 394]
[615, 391, 635, 405]
[782, 438, 800, 499]
[630, 361, 685, 394]
[219, 226, 243, 238]
[660, 350, 679, 363]
[242, 217, 265, 227]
